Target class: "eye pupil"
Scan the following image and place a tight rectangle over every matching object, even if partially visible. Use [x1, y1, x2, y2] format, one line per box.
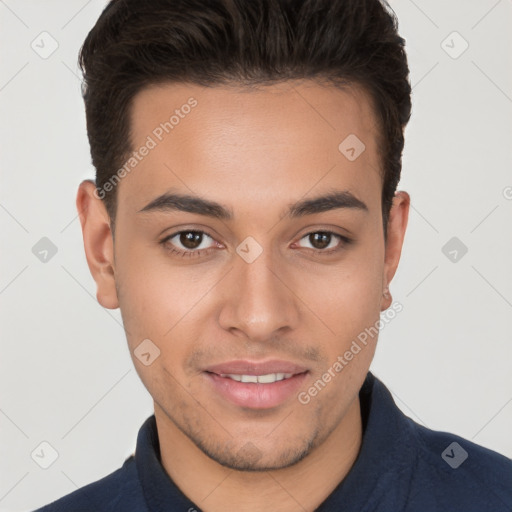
[310, 232, 331, 249]
[181, 231, 202, 249]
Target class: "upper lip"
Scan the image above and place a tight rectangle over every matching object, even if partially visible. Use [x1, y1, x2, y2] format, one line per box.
[204, 359, 309, 376]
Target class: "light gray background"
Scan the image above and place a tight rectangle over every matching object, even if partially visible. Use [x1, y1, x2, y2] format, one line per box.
[1, 1, 511, 510]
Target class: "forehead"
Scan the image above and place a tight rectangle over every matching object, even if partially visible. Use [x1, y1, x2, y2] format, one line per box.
[119, 80, 382, 216]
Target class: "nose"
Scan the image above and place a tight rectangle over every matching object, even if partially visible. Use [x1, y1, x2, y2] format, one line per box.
[217, 246, 300, 343]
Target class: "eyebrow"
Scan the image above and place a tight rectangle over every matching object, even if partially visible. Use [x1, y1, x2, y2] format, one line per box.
[138, 189, 368, 220]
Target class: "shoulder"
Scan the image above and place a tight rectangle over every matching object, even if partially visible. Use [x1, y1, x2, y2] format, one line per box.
[32, 456, 147, 512]
[404, 418, 512, 511]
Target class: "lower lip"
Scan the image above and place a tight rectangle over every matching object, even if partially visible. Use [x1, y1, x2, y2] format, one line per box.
[204, 371, 308, 409]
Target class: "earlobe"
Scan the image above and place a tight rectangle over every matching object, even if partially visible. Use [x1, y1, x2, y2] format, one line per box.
[381, 191, 410, 311]
[76, 180, 119, 309]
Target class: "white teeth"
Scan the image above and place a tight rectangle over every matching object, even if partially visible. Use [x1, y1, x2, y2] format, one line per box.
[219, 372, 294, 383]
[258, 373, 282, 383]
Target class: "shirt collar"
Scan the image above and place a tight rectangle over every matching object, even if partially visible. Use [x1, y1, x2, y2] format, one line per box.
[316, 371, 415, 510]
[135, 371, 414, 511]
[135, 412, 198, 511]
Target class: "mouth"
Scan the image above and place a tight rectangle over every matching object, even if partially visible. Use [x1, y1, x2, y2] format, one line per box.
[203, 360, 309, 409]
[215, 372, 296, 383]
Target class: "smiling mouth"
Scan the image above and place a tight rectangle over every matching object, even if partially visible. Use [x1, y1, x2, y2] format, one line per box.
[204, 370, 309, 409]
[216, 372, 296, 383]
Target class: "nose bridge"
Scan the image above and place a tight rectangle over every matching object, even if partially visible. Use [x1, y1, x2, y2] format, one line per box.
[219, 242, 299, 340]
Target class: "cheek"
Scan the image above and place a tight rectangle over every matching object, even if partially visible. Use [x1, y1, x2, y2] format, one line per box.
[297, 251, 384, 343]
[114, 244, 174, 345]
[114, 256, 198, 394]
[114, 246, 218, 359]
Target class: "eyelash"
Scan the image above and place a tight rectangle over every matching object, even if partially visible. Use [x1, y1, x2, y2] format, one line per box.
[159, 229, 353, 258]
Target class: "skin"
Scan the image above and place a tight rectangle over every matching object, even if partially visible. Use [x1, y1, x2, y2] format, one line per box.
[77, 79, 409, 512]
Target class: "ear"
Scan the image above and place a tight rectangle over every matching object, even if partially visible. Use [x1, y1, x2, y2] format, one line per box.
[76, 180, 119, 309]
[381, 191, 410, 311]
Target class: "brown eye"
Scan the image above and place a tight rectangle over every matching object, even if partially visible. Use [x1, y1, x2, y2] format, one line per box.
[179, 231, 204, 249]
[161, 230, 217, 257]
[297, 231, 344, 252]
[308, 232, 332, 250]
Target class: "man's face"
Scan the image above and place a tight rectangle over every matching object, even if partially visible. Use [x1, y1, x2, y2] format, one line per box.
[81, 80, 408, 471]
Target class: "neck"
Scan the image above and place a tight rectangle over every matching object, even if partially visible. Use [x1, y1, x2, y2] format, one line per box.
[155, 396, 363, 512]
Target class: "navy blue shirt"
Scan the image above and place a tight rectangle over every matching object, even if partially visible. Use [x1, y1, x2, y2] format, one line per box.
[33, 371, 512, 511]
